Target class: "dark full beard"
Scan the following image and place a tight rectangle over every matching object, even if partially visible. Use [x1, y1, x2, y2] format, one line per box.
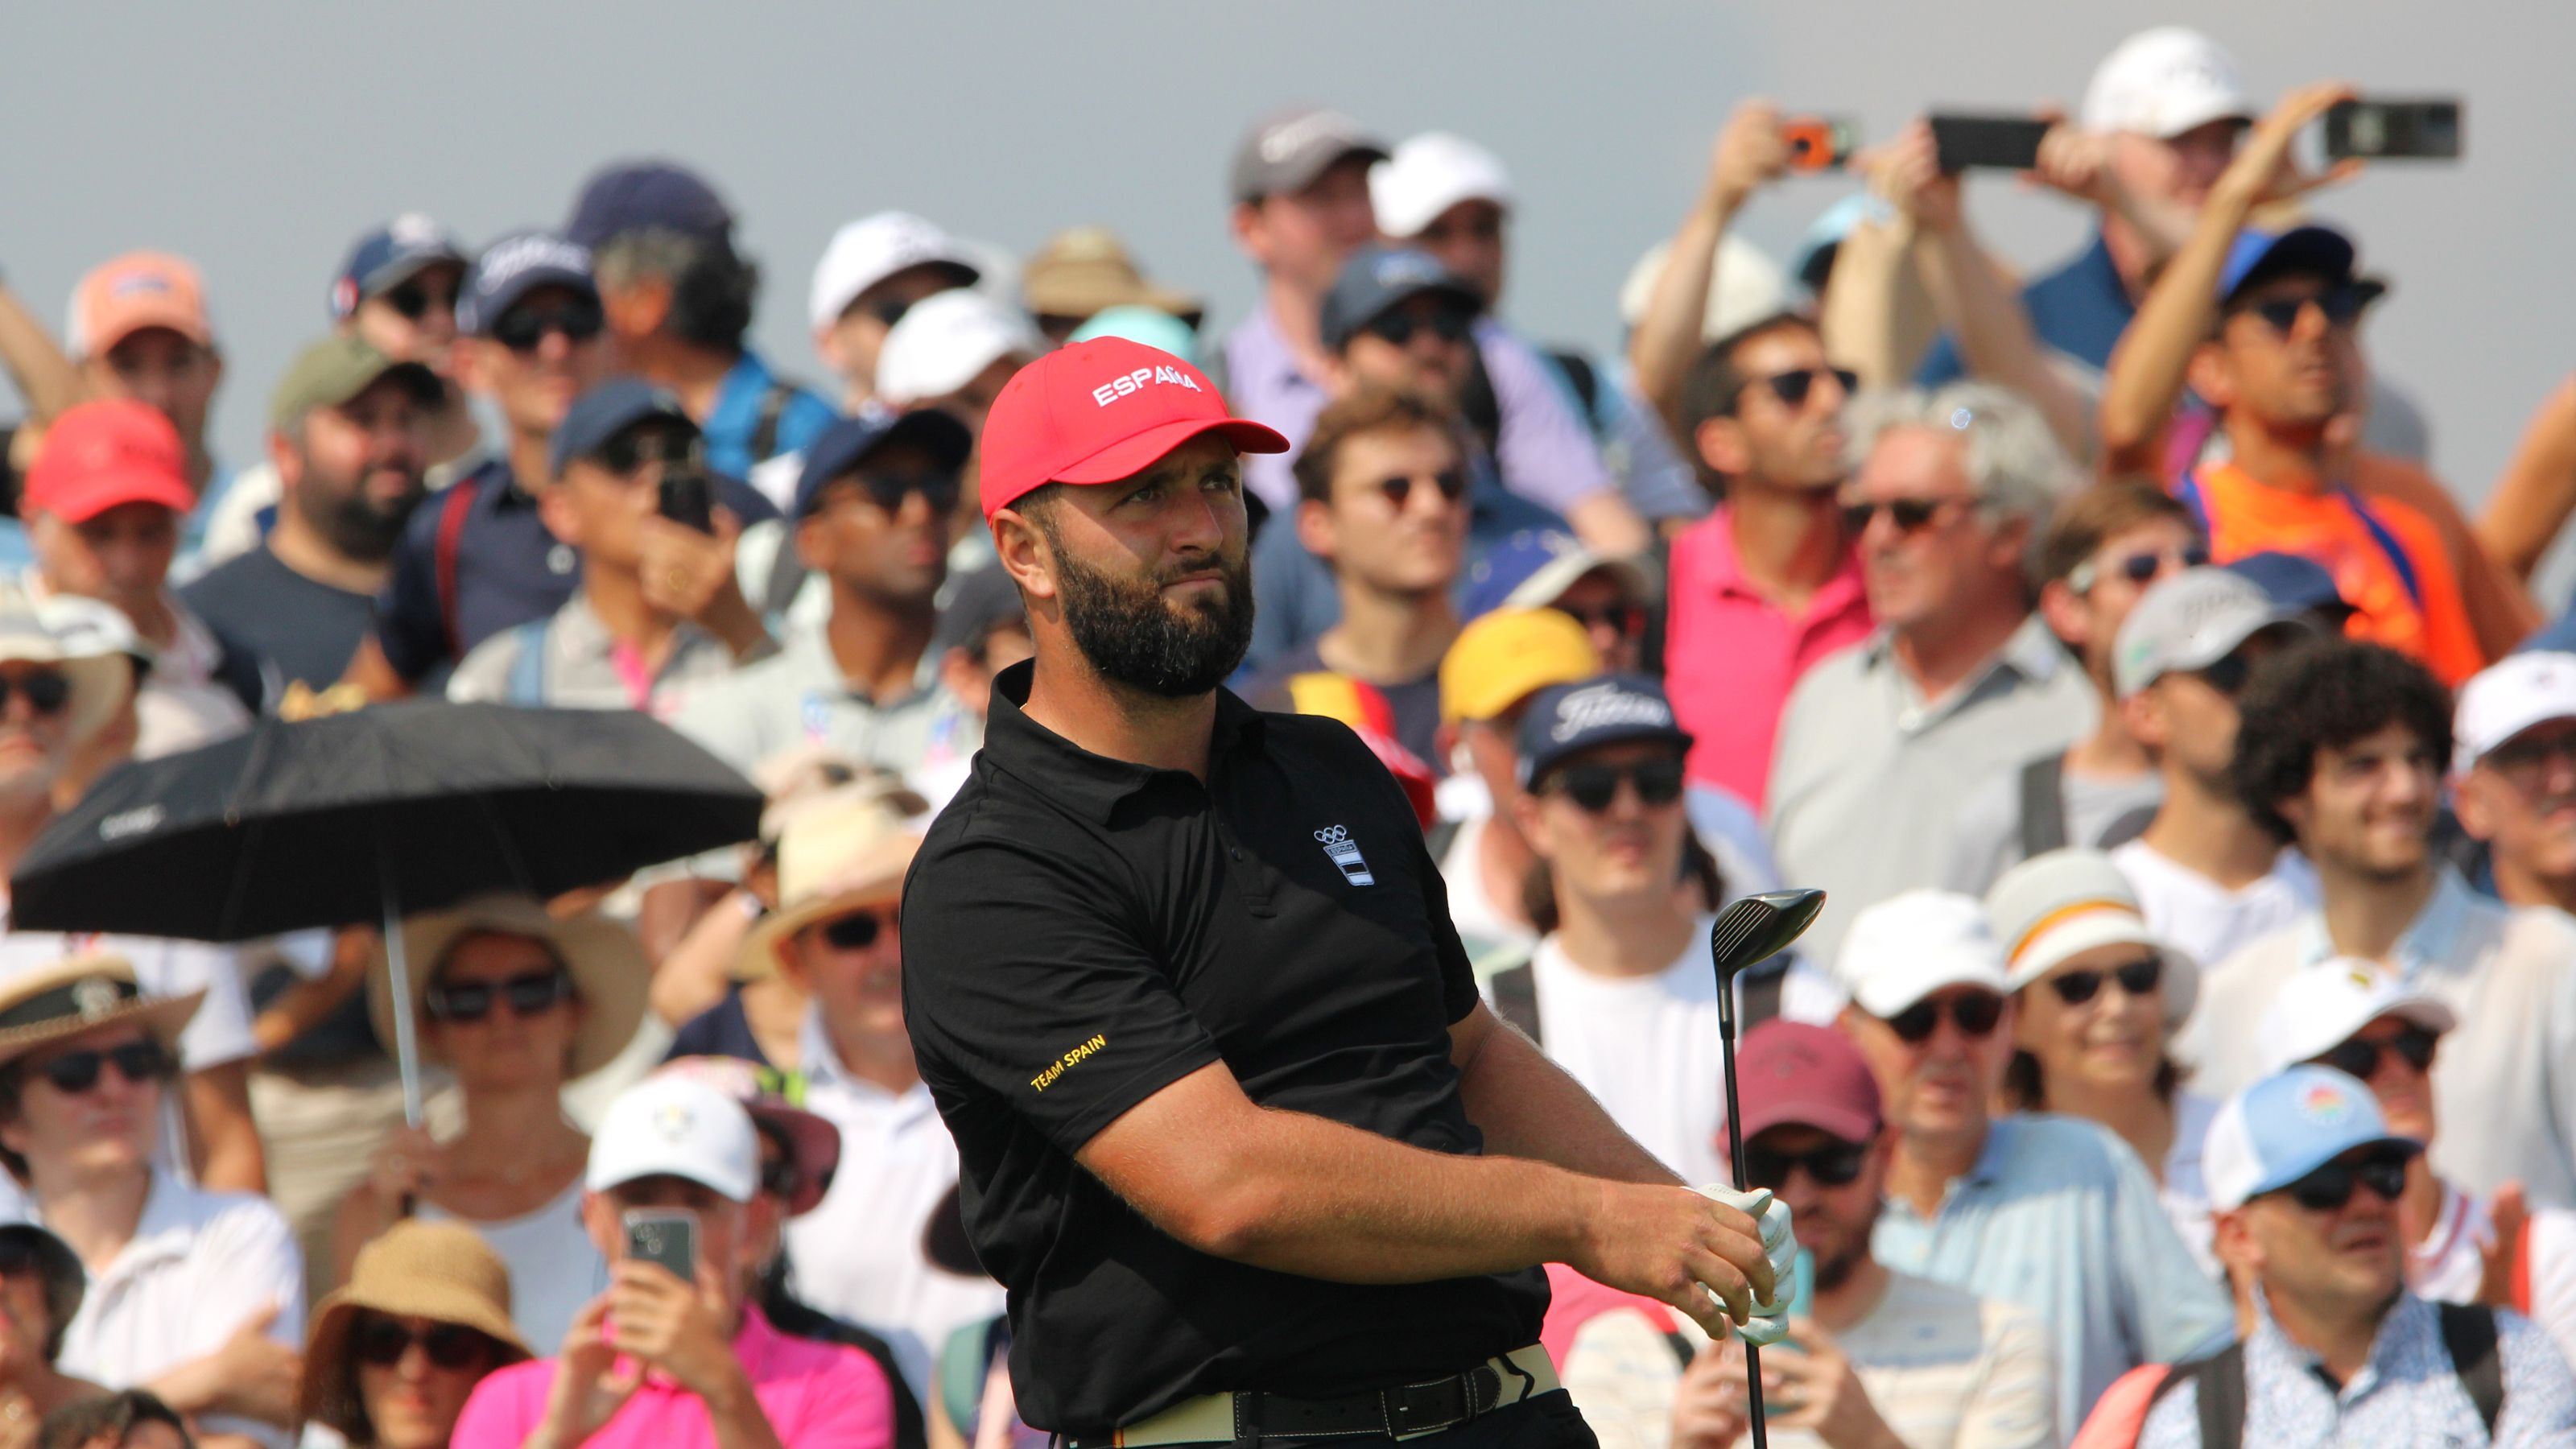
[1049, 534, 1255, 699]
[301, 469, 423, 564]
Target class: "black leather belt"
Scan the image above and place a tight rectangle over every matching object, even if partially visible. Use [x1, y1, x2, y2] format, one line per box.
[1062, 1345, 1559, 1448]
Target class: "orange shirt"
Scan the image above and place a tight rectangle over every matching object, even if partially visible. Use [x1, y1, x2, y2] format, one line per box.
[2182, 460, 2487, 686]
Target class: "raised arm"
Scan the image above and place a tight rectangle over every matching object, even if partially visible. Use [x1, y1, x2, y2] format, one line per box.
[0, 275, 85, 429]
[2475, 375, 2576, 583]
[1631, 102, 1788, 432]
[2098, 83, 2359, 473]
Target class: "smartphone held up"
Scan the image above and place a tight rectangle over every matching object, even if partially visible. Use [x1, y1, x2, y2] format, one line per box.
[625, 1208, 700, 1282]
[2323, 98, 2462, 161]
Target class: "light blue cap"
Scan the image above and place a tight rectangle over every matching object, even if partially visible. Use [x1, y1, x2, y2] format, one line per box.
[2203, 1064, 2420, 1210]
[1070, 306, 1200, 366]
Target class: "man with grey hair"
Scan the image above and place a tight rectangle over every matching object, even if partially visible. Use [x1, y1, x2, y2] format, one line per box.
[1765, 383, 2095, 960]
[567, 159, 834, 482]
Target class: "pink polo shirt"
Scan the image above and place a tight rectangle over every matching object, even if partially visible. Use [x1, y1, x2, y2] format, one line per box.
[1664, 508, 1872, 808]
[451, 1307, 893, 1449]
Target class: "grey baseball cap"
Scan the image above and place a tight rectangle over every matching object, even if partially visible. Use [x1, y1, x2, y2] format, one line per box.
[2112, 567, 2310, 698]
[1230, 105, 1390, 204]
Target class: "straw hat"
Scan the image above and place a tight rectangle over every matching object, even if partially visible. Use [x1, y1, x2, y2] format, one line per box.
[737, 789, 921, 980]
[0, 586, 135, 749]
[298, 1220, 530, 1439]
[0, 954, 202, 1068]
[1021, 226, 1202, 322]
[368, 894, 648, 1080]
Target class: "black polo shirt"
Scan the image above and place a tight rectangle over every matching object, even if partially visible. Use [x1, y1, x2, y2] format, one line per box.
[902, 660, 1546, 1434]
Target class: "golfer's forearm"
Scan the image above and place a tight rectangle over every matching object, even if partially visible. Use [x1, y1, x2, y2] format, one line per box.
[1461, 1015, 1684, 1187]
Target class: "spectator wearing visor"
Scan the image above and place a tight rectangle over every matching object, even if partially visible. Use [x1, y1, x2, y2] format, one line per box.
[675, 406, 976, 777]
[2135, 1067, 2576, 1447]
[1244, 247, 1567, 671]
[809, 213, 985, 415]
[2106, 568, 2320, 970]
[2451, 651, 2576, 913]
[569, 160, 836, 486]
[338, 894, 648, 1355]
[350, 231, 609, 698]
[201, 217, 479, 568]
[446, 379, 770, 715]
[1835, 892, 2231, 1432]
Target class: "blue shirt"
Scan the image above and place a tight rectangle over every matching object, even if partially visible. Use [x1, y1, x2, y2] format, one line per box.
[2138, 1294, 2576, 1448]
[1872, 1113, 2234, 1435]
[702, 350, 837, 482]
[1918, 231, 2133, 386]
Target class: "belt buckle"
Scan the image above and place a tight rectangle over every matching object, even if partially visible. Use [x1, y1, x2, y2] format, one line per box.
[1382, 1379, 1471, 1441]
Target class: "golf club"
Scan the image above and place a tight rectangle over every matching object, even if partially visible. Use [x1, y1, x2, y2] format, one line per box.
[1707, 887, 1827, 1449]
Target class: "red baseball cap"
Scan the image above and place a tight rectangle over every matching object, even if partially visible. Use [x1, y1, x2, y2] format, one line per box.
[977, 336, 1287, 520]
[1718, 1021, 1883, 1146]
[23, 399, 197, 524]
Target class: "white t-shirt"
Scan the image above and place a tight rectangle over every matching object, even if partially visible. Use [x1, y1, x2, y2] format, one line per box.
[2410, 1179, 2494, 1306]
[2521, 1207, 2576, 1373]
[1513, 919, 1839, 1187]
[419, 1174, 604, 1356]
[1436, 813, 1538, 979]
[782, 1010, 1004, 1400]
[34, 1172, 304, 1448]
[2162, 1091, 2220, 1279]
[2109, 839, 2319, 982]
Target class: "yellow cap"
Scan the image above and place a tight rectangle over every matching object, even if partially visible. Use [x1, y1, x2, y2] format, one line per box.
[1440, 609, 1600, 725]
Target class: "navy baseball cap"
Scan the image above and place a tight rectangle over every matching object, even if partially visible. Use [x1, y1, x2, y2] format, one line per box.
[567, 159, 734, 249]
[549, 378, 697, 478]
[791, 408, 975, 520]
[458, 231, 597, 338]
[2218, 225, 2356, 304]
[1517, 674, 1695, 786]
[2225, 550, 2356, 621]
[329, 214, 468, 321]
[1319, 246, 1483, 353]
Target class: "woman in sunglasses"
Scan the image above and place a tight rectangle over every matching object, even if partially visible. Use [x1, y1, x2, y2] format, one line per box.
[1985, 849, 2214, 1265]
[336, 894, 647, 1356]
[296, 1221, 527, 1449]
[2251, 958, 2504, 1306]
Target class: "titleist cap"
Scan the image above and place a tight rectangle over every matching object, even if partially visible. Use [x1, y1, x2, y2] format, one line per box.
[976, 336, 1287, 521]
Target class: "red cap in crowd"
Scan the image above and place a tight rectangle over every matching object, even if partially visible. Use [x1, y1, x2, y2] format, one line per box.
[23, 399, 197, 524]
[977, 336, 1286, 521]
[1718, 1021, 1883, 1147]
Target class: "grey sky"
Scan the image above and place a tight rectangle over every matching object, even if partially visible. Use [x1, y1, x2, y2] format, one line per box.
[6, 2, 2568, 588]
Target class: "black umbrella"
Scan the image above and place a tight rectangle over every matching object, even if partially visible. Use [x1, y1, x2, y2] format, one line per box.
[11, 700, 762, 1121]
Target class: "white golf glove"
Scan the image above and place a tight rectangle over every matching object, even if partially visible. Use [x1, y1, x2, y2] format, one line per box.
[1696, 1183, 1797, 1347]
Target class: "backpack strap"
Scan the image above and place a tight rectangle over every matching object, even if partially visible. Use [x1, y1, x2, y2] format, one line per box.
[2174, 468, 2217, 542]
[1544, 348, 1608, 439]
[2146, 1342, 2248, 1449]
[2017, 753, 2070, 860]
[433, 476, 482, 660]
[759, 529, 810, 619]
[749, 381, 795, 466]
[503, 619, 551, 707]
[2337, 485, 2426, 611]
[1489, 962, 1542, 1046]
[2438, 1302, 2504, 1440]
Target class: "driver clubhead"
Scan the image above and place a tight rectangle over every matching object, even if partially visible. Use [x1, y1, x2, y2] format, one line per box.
[1708, 888, 1827, 977]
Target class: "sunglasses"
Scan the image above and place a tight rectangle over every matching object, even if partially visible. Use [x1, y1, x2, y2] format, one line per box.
[2047, 955, 2162, 1007]
[1742, 1141, 1868, 1192]
[0, 672, 72, 718]
[1373, 470, 1468, 509]
[1751, 365, 1857, 410]
[382, 280, 456, 322]
[354, 1318, 493, 1372]
[424, 970, 571, 1024]
[1544, 758, 1686, 812]
[2486, 729, 2576, 779]
[1363, 308, 1473, 348]
[1841, 496, 1968, 538]
[2195, 650, 2260, 698]
[2316, 1023, 2440, 1082]
[819, 908, 897, 952]
[2278, 1146, 2413, 1213]
[491, 296, 606, 353]
[597, 427, 700, 478]
[1885, 991, 2005, 1044]
[2240, 285, 2372, 336]
[2069, 544, 2211, 595]
[35, 1039, 172, 1095]
[869, 295, 921, 329]
[828, 472, 964, 518]
[1553, 601, 1645, 638]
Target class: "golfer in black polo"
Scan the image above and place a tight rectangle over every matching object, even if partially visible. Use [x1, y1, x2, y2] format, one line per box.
[902, 337, 1790, 1449]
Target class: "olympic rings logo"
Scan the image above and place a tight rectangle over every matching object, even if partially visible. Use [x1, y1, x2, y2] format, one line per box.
[1314, 825, 1350, 844]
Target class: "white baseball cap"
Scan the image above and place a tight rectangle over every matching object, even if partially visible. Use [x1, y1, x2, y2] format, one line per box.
[1618, 235, 1790, 345]
[2203, 1065, 2419, 1211]
[875, 289, 1043, 408]
[1837, 890, 2010, 1018]
[586, 1074, 760, 1203]
[2081, 27, 2254, 140]
[2452, 651, 2576, 776]
[2256, 957, 2458, 1077]
[808, 212, 984, 333]
[1371, 133, 1515, 241]
[1984, 848, 2198, 1025]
